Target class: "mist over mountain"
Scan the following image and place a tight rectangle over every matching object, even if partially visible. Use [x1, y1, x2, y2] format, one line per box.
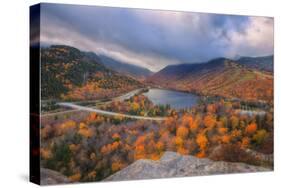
[98, 55, 153, 80]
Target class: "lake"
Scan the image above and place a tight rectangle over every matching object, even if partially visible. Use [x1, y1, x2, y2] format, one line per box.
[143, 88, 199, 110]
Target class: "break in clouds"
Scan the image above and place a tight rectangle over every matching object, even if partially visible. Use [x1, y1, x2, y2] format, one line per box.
[39, 3, 274, 72]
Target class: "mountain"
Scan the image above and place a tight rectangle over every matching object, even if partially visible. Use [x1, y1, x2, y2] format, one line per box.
[147, 58, 273, 102]
[98, 55, 153, 80]
[237, 55, 273, 72]
[41, 45, 142, 100]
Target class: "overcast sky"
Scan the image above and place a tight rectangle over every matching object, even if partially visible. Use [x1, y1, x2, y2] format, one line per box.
[39, 3, 274, 72]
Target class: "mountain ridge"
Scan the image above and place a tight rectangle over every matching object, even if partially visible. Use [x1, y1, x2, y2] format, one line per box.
[147, 57, 273, 102]
[237, 55, 273, 72]
[41, 45, 142, 101]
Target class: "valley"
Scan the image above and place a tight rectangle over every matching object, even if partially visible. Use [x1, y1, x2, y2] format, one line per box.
[147, 58, 273, 103]
[33, 4, 275, 184]
[40, 45, 274, 183]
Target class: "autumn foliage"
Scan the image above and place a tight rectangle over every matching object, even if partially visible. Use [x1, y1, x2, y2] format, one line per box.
[245, 122, 257, 135]
[40, 97, 273, 182]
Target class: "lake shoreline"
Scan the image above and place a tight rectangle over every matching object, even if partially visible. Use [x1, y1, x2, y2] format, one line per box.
[141, 88, 200, 110]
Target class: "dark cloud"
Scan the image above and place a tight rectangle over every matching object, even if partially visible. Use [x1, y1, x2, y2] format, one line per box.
[40, 3, 274, 71]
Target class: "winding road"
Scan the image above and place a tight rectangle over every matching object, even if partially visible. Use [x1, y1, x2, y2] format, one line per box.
[42, 88, 166, 121]
[57, 102, 166, 121]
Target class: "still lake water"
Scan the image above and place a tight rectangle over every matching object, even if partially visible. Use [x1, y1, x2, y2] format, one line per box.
[143, 88, 199, 110]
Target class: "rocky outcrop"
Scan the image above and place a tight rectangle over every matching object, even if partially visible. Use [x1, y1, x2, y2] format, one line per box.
[40, 168, 70, 185]
[105, 152, 271, 181]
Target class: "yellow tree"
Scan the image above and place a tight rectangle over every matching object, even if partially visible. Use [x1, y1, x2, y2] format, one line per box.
[203, 114, 216, 129]
[176, 126, 189, 140]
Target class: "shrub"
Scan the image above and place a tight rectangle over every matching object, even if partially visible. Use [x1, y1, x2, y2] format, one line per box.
[52, 142, 72, 166]
[252, 129, 268, 145]
[196, 134, 208, 150]
[176, 126, 189, 139]
[209, 144, 257, 165]
[245, 122, 257, 135]
[69, 173, 81, 182]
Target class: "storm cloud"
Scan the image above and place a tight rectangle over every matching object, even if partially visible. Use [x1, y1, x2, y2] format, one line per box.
[40, 3, 274, 72]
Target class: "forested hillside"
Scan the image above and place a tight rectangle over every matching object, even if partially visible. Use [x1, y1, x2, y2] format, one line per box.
[147, 58, 273, 103]
[41, 45, 142, 101]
